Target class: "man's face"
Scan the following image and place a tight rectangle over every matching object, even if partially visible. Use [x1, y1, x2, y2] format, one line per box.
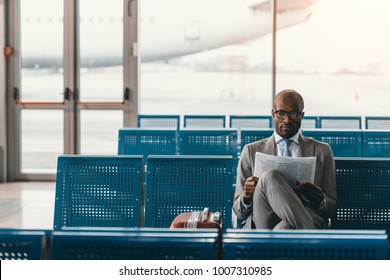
[272, 95, 304, 139]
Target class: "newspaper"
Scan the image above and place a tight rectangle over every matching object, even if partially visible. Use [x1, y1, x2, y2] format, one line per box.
[254, 152, 316, 190]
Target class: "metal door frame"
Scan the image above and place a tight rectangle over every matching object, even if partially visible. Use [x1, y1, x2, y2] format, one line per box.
[5, 0, 138, 181]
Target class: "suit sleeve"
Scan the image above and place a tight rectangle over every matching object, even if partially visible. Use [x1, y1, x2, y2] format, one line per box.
[233, 144, 254, 221]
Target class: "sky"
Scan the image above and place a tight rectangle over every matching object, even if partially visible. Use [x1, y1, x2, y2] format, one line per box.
[277, 0, 390, 74]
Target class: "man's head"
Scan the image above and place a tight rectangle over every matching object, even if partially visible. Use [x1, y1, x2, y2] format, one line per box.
[272, 89, 305, 139]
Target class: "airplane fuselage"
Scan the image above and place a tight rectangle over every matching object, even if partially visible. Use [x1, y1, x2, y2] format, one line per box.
[20, 0, 316, 68]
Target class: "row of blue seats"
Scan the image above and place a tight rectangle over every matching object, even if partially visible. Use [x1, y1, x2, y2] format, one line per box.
[138, 114, 390, 130]
[53, 155, 390, 233]
[0, 228, 388, 260]
[54, 155, 234, 230]
[118, 128, 390, 158]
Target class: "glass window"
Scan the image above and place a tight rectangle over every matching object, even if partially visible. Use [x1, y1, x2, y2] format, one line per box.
[21, 0, 63, 102]
[79, 0, 123, 102]
[140, 0, 273, 116]
[21, 110, 63, 173]
[80, 110, 123, 155]
[277, 0, 390, 117]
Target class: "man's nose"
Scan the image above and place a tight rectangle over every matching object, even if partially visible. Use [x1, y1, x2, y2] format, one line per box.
[284, 114, 292, 122]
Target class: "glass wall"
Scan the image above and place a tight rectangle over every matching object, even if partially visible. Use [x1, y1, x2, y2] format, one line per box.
[139, 0, 273, 117]
[10, 0, 390, 178]
[80, 110, 123, 155]
[276, 0, 390, 117]
[79, 0, 123, 102]
[21, 110, 63, 173]
[19, 0, 64, 174]
[140, 0, 390, 119]
[21, 0, 63, 102]
[15, 0, 126, 176]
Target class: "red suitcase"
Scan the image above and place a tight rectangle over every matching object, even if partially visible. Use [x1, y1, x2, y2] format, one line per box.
[170, 207, 223, 229]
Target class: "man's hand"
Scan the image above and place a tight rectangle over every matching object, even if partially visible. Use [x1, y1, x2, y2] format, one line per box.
[296, 181, 324, 209]
[243, 176, 259, 204]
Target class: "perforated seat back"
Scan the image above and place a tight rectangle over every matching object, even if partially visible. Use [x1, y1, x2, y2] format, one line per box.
[363, 130, 390, 157]
[303, 129, 363, 157]
[0, 229, 47, 260]
[223, 229, 389, 260]
[240, 129, 273, 152]
[334, 158, 390, 231]
[365, 117, 390, 130]
[178, 128, 238, 157]
[51, 228, 220, 260]
[184, 115, 226, 128]
[301, 116, 319, 129]
[319, 116, 362, 129]
[229, 116, 272, 129]
[118, 128, 177, 156]
[54, 155, 143, 229]
[145, 155, 233, 229]
[138, 115, 180, 129]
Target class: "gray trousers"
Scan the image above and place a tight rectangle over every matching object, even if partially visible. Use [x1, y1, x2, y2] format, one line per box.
[252, 169, 316, 229]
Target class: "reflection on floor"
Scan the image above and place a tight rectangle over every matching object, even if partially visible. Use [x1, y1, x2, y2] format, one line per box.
[0, 182, 55, 230]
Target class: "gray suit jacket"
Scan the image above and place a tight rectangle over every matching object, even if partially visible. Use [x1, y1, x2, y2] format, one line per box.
[233, 134, 337, 229]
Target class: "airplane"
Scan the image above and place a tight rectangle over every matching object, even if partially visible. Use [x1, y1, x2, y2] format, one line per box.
[19, 0, 317, 68]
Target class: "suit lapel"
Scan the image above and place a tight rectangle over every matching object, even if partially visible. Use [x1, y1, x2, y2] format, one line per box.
[263, 134, 277, 156]
[299, 135, 315, 157]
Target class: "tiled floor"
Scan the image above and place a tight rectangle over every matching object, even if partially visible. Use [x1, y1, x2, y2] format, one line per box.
[0, 182, 55, 230]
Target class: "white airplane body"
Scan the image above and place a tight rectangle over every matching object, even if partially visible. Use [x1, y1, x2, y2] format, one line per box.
[20, 0, 316, 67]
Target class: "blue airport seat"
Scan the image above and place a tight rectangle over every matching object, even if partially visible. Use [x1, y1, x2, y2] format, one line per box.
[334, 158, 390, 231]
[0, 229, 47, 260]
[178, 128, 238, 157]
[223, 229, 389, 260]
[184, 115, 226, 128]
[53, 155, 144, 230]
[301, 116, 319, 129]
[319, 116, 362, 129]
[51, 228, 220, 260]
[302, 129, 363, 157]
[118, 128, 178, 156]
[363, 130, 390, 157]
[178, 128, 238, 190]
[138, 114, 180, 129]
[144, 155, 233, 229]
[365, 117, 390, 130]
[229, 115, 272, 129]
[240, 129, 274, 152]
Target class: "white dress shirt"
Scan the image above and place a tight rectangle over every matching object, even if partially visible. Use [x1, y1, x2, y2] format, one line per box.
[274, 131, 301, 157]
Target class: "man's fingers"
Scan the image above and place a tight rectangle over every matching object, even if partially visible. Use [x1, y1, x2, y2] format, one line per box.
[248, 176, 259, 183]
[244, 176, 258, 197]
[299, 182, 322, 194]
[303, 186, 321, 195]
[245, 176, 258, 187]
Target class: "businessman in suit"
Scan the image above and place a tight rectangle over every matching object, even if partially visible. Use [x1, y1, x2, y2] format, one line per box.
[233, 89, 337, 229]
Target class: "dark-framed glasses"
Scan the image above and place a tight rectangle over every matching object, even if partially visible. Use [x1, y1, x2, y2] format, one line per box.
[272, 109, 303, 120]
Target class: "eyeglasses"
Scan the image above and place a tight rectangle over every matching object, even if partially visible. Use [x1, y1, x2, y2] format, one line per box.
[272, 109, 303, 120]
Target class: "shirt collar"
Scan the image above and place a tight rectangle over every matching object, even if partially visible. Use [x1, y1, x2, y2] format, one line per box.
[274, 131, 300, 144]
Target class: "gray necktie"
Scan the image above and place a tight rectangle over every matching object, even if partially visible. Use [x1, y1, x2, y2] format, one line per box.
[281, 139, 293, 157]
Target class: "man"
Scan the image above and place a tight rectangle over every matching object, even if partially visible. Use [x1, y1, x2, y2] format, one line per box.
[233, 89, 337, 229]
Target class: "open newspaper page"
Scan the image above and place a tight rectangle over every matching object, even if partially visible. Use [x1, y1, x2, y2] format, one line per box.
[254, 152, 316, 190]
